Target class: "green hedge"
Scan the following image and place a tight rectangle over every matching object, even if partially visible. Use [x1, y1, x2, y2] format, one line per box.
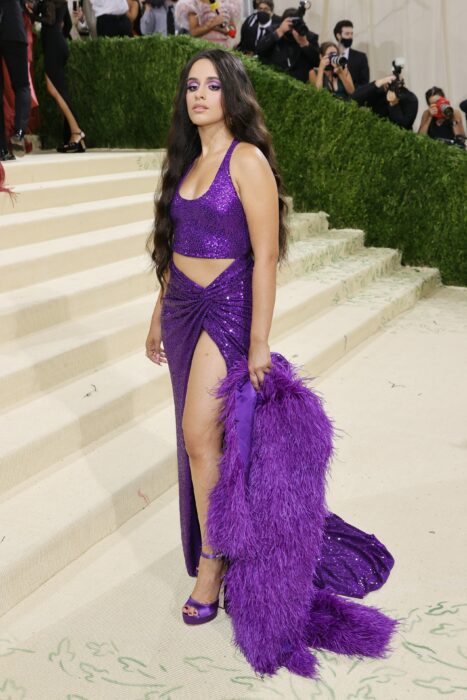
[35, 34, 467, 285]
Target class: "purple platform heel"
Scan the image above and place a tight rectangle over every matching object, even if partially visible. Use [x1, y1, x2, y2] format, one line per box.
[182, 550, 226, 625]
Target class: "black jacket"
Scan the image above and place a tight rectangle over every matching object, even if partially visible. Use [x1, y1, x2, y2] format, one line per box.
[0, 0, 27, 42]
[347, 47, 369, 87]
[352, 81, 418, 130]
[236, 12, 281, 54]
[255, 27, 320, 82]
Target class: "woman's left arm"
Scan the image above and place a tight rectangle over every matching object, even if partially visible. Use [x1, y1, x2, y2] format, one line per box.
[231, 143, 280, 390]
[453, 109, 466, 137]
[336, 66, 354, 95]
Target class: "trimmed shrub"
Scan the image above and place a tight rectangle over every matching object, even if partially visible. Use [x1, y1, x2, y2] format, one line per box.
[35, 34, 467, 285]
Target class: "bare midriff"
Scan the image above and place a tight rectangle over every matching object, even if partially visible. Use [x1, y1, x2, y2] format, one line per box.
[172, 252, 236, 288]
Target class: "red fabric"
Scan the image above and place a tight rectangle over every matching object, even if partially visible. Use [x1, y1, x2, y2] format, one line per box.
[2, 12, 39, 142]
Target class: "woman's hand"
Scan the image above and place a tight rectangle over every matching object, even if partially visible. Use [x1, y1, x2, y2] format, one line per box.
[319, 54, 330, 71]
[71, 8, 83, 25]
[209, 14, 226, 28]
[248, 339, 271, 391]
[145, 319, 167, 366]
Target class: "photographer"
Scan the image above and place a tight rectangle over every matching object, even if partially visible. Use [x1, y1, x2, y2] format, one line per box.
[309, 41, 354, 99]
[419, 87, 465, 143]
[236, 0, 280, 56]
[140, 0, 178, 35]
[334, 19, 369, 88]
[255, 5, 319, 82]
[352, 72, 418, 131]
[0, 0, 32, 160]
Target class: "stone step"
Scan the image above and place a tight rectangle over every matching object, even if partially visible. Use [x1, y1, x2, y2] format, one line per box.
[1, 150, 165, 187]
[289, 210, 329, 237]
[0, 220, 153, 293]
[274, 266, 441, 375]
[0, 227, 362, 343]
[0, 404, 178, 619]
[0, 170, 159, 215]
[0, 212, 328, 294]
[0, 234, 367, 488]
[0, 262, 440, 619]
[0, 255, 154, 344]
[0, 193, 154, 249]
[0, 245, 398, 413]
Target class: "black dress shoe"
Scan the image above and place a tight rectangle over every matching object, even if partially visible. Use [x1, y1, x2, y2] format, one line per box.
[10, 130, 26, 157]
[59, 131, 86, 154]
[0, 149, 15, 161]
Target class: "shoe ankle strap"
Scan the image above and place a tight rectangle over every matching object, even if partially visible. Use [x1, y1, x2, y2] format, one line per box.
[200, 550, 223, 559]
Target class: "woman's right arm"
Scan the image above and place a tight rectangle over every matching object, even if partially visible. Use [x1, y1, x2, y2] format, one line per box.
[188, 11, 224, 37]
[312, 56, 328, 90]
[145, 269, 170, 366]
[418, 108, 433, 134]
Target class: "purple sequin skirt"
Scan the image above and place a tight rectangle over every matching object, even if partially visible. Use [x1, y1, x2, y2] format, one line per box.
[161, 255, 394, 596]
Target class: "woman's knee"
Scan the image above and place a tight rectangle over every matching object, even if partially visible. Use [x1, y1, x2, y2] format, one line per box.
[182, 420, 221, 464]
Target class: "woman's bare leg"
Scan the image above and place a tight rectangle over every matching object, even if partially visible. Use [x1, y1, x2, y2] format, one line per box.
[45, 75, 82, 140]
[182, 330, 227, 616]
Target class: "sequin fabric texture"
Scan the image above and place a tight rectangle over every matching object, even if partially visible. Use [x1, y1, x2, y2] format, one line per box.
[170, 139, 252, 259]
[161, 256, 254, 574]
[161, 141, 395, 593]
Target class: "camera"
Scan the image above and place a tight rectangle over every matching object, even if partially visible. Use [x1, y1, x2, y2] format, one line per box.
[325, 53, 348, 71]
[289, 0, 310, 36]
[433, 97, 455, 122]
[435, 134, 466, 150]
[390, 58, 406, 98]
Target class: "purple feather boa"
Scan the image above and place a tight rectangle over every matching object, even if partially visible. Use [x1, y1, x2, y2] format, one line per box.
[206, 353, 399, 678]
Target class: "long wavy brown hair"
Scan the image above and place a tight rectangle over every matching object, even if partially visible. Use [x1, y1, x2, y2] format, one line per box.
[146, 48, 289, 290]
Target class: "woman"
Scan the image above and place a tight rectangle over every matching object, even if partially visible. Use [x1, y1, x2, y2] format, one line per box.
[145, 49, 396, 674]
[146, 47, 286, 623]
[419, 86, 465, 142]
[32, 0, 86, 152]
[309, 41, 354, 99]
[175, 0, 240, 46]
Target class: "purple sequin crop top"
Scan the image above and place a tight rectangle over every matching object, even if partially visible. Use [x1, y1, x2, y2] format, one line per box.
[170, 139, 252, 259]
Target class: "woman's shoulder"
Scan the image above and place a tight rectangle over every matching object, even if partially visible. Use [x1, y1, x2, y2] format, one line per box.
[230, 141, 272, 183]
[232, 141, 267, 165]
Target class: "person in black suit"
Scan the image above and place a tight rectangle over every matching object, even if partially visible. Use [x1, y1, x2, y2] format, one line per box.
[255, 7, 319, 82]
[333, 19, 369, 88]
[236, 0, 280, 56]
[0, 0, 31, 160]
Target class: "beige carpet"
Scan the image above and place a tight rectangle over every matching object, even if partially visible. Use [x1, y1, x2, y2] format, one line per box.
[1, 286, 466, 700]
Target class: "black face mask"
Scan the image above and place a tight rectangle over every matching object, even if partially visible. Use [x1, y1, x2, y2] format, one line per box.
[340, 37, 353, 49]
[257, 11, 271, 25]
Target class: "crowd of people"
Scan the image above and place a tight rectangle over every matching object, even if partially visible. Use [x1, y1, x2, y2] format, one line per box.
[238, 4, 466, 144]
[1, 0, 466, 160]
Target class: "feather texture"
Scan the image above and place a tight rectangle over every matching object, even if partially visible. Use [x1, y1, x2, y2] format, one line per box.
[206, 353, 399, 678]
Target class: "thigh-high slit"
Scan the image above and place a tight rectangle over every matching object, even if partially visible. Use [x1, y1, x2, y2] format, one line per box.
[161, 255, 253, 575]
[161, 254, 394, 597]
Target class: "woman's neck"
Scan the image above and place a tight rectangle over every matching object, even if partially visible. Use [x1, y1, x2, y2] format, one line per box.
[197, 127, 234, 158]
